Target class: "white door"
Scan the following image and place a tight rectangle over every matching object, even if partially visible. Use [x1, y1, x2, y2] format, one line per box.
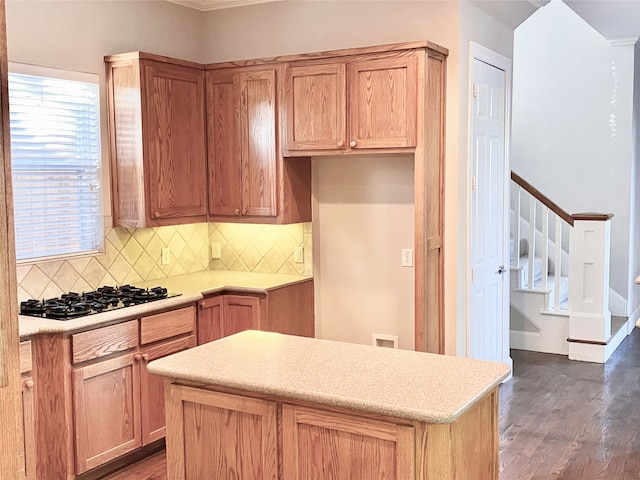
[469, 49, 511, 367]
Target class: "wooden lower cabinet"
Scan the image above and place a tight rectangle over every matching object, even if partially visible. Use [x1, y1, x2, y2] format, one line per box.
[140, 335, 196, 444]
[166, 386, 278, 479]
[72, 353, 142, 474]
[197, 280, 314, 345]
[164, 383, 500, 480]
[32, 305, 197, 479]
[164, 385, 415, 480]
[18, 341, 36, 480]
[281, 405, 415, 479]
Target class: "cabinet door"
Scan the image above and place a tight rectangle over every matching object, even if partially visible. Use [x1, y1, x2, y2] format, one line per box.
[224, 295, 261, 336]
[206, 69, 243, 217]
[348, 55, 418, 149]
[197, 295, 224, 345]
[239, 69, 278, 217]
[140, 335, 196, 445]
[72, 353, 141, 474]
[19, 377, 36, 480]
[285, 63, 346, 151]
[165, 385, 278, 480]
[282, 404, 415, 480]
[142, 60, 207, 223]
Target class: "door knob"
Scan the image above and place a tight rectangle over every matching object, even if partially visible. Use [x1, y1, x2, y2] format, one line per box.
[496, 265, 506, 275]
[350, 140, 357, 148]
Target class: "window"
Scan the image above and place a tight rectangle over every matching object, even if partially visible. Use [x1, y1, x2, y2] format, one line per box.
[8, 65, 102, 262]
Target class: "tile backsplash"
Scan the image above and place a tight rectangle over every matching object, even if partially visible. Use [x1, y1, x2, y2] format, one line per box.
[17, 221, 312, 303]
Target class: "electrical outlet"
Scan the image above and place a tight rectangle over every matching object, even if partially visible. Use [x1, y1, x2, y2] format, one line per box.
[211, 242, 221, 260]
[401, 248, 413, 267]
[161, 248, 170, 265]
[294, 246, 304, 264]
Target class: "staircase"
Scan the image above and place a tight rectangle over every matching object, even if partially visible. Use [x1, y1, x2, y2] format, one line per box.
[509, 172, 620, 363]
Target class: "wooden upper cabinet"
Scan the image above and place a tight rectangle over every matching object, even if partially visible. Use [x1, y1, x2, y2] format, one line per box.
[239, 69, 277, 217]
[207, 67, 278, 218]
[206, 64, 311, 224]
[105, 53, 207, 228]
[285, 63, 347, 151]
[284, 51, 419, 154]
[349, 55, 418, 149]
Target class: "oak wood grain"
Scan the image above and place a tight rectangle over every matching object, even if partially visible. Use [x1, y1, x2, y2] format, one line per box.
[71, 320, 139, 364]
[140, 335, 195, 446]
[196, 295, 224, 345]
[72, 352, 142, 474]
[264, 279, 314, 338]
[166, 384, 278, 480]
[19, 340, 32, 374]
[139, 306, 195, 345]
[105, 54, 207, 228]
[0, 1, 21, 476]
[284, 62, 346, 152]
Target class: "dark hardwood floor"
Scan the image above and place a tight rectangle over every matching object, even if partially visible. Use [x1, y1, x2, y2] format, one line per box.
[500, 327, 640, 479]
[101, 328, 640, 480]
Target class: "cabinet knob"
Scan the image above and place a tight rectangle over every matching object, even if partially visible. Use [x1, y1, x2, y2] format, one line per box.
[350, 140, 357, 148]
[234, 209, 241, 216]
[242, 209, 247, 215]
[199, 301, 205, 308]
[134, 354, 141, 362]
[337, 140, 344, 148]
[142, 354, 149, 362]
[24, 379, 34, 389]
[152, 211, 160, 218]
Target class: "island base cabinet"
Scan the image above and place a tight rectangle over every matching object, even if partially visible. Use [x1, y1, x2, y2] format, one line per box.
[163, 383, 500, 480]
[165, 384, 278, 480]
[281, 404, 415, 480]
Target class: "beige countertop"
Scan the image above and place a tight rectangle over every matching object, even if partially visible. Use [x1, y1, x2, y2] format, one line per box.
[147, 330, 511, 424]
[19, 271, 312, 339]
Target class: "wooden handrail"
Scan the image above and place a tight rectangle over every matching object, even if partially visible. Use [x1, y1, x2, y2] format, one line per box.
[510, 172, 614, 227]
[511, 171, 574, 226]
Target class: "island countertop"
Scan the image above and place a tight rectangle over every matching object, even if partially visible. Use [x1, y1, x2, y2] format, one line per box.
[148, 330, 511, 424]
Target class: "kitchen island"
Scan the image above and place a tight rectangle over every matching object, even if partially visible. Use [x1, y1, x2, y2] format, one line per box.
[148, 330, 511, 480]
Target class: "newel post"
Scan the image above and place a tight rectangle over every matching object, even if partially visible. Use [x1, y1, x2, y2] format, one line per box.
[568, 213, 614, 362]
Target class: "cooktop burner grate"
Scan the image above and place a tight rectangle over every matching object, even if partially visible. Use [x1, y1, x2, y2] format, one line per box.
[20, 285, 180, 320]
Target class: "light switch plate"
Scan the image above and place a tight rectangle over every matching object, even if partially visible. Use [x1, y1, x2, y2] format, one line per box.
[211, 243, 221, 260]
[401, 248, 413, 267]
[294, 246, 304, 264]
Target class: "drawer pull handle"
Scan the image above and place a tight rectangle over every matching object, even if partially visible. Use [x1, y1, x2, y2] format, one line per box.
[24, 380, 34, 390]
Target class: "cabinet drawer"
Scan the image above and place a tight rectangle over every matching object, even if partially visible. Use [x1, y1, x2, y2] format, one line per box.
[140, 306, 196, 345]
[72, 320, 138, 365]
[19, 340, 32, 374]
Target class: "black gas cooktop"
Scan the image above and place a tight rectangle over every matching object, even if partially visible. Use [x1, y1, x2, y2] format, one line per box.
[20, 285, 180, 320]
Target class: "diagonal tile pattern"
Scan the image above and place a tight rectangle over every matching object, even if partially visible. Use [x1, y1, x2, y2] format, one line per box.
[17, 221, 313, 303]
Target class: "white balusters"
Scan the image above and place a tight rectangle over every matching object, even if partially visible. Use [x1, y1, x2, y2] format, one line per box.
[554, 217, 563, 312]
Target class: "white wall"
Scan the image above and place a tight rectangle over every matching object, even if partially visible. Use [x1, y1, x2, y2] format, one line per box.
[313, 156, 415, 349]
[512, 0, 636, 309]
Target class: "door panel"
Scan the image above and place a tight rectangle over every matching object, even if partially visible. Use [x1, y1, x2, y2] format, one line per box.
[239, 69, 277, 217]
[72, 353, 141, 474]
[206, 70, 243, 216]
[143, 61, 206, 220]
[349, 56, 417, 149]
[224, 295, 261, 336]
[469, 56, 508, 364]
[285, 63, 346, 151]
[140, 335, 196, 445]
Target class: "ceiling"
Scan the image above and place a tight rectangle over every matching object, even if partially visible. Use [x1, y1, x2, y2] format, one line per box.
[167, 0, 640, 42]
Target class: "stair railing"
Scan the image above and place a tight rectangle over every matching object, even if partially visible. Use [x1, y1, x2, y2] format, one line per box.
[510, 171, 614, 356]
[511, 172, 572, 314]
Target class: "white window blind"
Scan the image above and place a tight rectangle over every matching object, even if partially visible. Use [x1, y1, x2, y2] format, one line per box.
[8, 68, 102, 261]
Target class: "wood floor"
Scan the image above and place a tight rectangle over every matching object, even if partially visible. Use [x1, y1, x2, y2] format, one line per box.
[101, 328, 640, 480]
[500, 327, 640, 479]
